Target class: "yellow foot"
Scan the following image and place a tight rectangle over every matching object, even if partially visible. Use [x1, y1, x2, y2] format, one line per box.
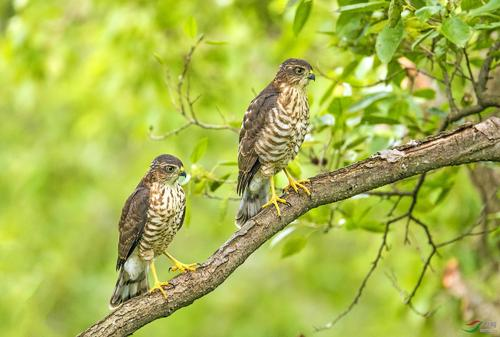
[284, 178, 311, 195]
[262, 195, 287, 216]
[170, 261, 198, 273]
[149, 281, 169, 299]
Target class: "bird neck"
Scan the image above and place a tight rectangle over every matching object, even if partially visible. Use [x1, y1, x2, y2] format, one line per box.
[276, 84, 308, 111]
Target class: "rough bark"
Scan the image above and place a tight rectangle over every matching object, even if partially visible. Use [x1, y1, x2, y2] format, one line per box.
[78, 117, 500, 337]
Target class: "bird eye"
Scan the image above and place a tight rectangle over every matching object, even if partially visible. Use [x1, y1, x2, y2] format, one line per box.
[166, 166, 175, 172]
[295, 67, 305, 75]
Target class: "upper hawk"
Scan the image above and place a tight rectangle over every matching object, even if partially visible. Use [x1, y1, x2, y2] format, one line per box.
[236, 58, 315, 227]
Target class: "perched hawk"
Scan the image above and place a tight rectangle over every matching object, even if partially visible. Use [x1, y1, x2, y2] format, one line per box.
[236, 58, 315, 227]
[109, 154, 197, 308]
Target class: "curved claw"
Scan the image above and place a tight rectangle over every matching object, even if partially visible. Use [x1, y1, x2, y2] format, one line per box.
[284, 179, 311, 195]
[170, 262, 199, 273]
[262, 195, 287, 216]
[150, 281, 169, 299]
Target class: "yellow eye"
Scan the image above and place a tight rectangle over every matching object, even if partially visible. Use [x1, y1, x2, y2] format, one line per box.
[295, 67, 305, 75]
[166, 166, 175, 172]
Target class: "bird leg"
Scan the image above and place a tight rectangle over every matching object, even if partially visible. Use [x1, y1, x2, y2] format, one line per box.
[149, 260, 168, 299]
[164, 252, 198, 273]
[262, 176, 287, 216]
[283, 168, 311, 195]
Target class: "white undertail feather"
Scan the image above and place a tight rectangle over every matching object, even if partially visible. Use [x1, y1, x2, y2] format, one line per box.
[235, 179, 269, 228]
[109, 254, 149, 309]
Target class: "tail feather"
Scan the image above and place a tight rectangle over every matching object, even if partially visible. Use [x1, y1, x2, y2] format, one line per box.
[109, 258, 148, 309]
[236, 181, 268, 227]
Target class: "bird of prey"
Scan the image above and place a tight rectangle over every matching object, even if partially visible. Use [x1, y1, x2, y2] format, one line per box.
[109, 154, 197, 308]
[236, 58, 315, 227]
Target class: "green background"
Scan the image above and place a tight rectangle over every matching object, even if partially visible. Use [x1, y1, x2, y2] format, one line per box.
[1, 0, 498, 336]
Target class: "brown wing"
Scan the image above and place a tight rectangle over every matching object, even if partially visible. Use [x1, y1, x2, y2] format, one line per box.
[237, 84, 278, 195]
[116, 186, 149, 270]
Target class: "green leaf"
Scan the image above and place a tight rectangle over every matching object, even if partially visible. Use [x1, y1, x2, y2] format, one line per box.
[387, 59, 405, 84]
[348, 92, 391, 112]
[469, 0, 500, 17]
[376, 20, 403, 64]
[415, 5, 441, 22]
[190, 137, 208, 163]
[281, 236, 307, 258]
[205, 40, 228, 45]
[293, 0, 313, 36]
[474, 22, 500, 30]
[183, 16, 197, 38]
[433, 186, 451, 205]
[440, 16, 472, 48]
[218, 160, 238, 166]
[209, 173, 230, 192]
[388, 99, 409, 118]
[336, 12, 364, 39]
[362, 115, 400, 125]
[411, 30, 439, 51]
[462, 0, 481, 10]
[345, 136, 369, 150]
[338, 1, 387, 13]
[413, 88, 436, 99]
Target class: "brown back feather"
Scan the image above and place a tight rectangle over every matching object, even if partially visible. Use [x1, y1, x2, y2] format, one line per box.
[237, 83, 279, 195]
[116, 186, 150, 270]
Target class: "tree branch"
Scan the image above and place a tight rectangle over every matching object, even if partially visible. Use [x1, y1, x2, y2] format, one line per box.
[78, 117, 500, 337]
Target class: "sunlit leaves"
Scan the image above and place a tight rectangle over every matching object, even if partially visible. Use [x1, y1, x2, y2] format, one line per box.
[375, 19, 403, 64]
[293, 0, 313, 36]
[413, 88, 436, 100]
[440, 17, 472, 48]
[415, 5, 441, 22]
[338, 1, 387, 13]
[469, 0, 500, 17]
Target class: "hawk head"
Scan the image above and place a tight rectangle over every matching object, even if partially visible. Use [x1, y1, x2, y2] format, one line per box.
[274, 58, 315, 88]
[149, 154, 186, 185]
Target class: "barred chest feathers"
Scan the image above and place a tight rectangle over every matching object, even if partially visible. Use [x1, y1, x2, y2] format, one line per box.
[138, 182, 185, 260]
[256, 85, 309, 176]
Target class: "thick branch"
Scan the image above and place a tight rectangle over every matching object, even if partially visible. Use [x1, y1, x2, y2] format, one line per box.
[79, 117, 500, 337]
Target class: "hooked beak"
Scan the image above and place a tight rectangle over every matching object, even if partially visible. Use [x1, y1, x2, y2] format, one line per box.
[178, 167, 190, 185]
[308, 73, 316, 81]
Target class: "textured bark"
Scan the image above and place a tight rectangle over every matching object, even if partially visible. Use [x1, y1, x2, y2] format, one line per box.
[78, 117, 500, 337]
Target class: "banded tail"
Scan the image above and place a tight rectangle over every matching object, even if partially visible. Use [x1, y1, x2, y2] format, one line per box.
[236, 180, 269, 228]
[109, 255, 148, 309]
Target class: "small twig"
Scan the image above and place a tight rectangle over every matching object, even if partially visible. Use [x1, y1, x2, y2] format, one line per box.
[202, 192, 240, 202]
[439, 62, 459, 114]
[151, 35, 238, 140]
[404, 173, 427, 244]
[366, 190, 413, 197]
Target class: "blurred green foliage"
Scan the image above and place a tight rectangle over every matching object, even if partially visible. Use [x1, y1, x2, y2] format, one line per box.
[1, 0, 499, 336]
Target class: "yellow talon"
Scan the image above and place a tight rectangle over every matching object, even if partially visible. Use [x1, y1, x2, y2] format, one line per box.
[164, 252, 198, 273]
[261, 177, 287, 216]
[149, 261, 168, 299]
[262, 195, 287, 216]
[284, 169, 311, 195]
